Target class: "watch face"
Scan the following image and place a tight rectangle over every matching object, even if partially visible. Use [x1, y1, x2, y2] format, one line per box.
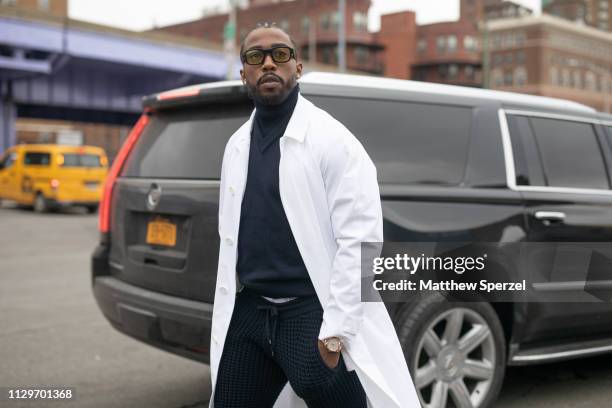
[327, 338, 340, 352]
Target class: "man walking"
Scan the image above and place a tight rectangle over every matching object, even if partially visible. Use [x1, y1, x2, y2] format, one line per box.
[210, 23, 420, 408]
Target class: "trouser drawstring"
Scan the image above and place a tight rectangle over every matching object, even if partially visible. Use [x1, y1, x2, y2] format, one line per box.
[257, 304, 279, 357]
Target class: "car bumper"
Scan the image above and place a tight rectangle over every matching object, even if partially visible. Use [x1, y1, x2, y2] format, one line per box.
[91, 245, 212, 364]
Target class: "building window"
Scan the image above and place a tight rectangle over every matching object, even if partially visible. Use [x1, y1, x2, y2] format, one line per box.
[354, 46, 369, 65]
[448, 64, 459, 79]
[322, 46, 337, 64]
[331, 11, 340, 31]
[417, 39, 427, 53]
[437, 36, 446, 53]
[573, 71, 582, 89]
[279, 19, 290, 32]
[550, 66, 559, 86]
[447, 35, 457, 52]
[0, 0, 17, 5]
[302, 16, 310, 34]
[514, 66, 527, 86]
[586, 71, 597, 91]
[38, 0, 49, 11]
[504, 70, 513, 86]
[562, 69, 571, 87]
[465, 65, 475, 80]
[438, 64, 448, 78]
[353, 11, 368, 32]
[320, 13, 330, 30]
[493, 54, 504, 66]
[464, 35, 477, 51]
[505, 53, 514, 64]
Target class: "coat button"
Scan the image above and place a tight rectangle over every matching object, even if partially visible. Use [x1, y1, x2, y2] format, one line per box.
[213, 335, 219, 344]
[225, 236, 234, 246]
[229, 185, 235, 195]
[219, 286, 228, 295]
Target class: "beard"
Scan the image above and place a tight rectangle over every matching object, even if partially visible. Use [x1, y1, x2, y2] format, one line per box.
[245, 72, 298, 105]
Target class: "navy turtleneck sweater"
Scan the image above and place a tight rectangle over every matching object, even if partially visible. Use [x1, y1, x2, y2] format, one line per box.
[236, 83, 316, 298]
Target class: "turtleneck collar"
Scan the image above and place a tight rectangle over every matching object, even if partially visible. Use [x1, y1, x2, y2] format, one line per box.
[254, 82, 300, 123]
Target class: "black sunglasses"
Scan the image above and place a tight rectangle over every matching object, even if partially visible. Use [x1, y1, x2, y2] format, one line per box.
[241, 46, 296, 65]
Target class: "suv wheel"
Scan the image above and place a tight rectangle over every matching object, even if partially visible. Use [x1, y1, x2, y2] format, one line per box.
[396, 295, 506, 408]
[33, 193, 49, 213]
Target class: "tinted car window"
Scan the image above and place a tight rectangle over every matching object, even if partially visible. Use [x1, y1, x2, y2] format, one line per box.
[24, 152, 50, 166]
[123, 104, 251, 179]
[309, 96, 472, 185]
[62, 154, 102, 167]
[506, 115, 546, 186]
[529, 117, 609, 189]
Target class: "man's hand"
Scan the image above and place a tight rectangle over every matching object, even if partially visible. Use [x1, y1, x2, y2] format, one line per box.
[317, 339, 340, 369]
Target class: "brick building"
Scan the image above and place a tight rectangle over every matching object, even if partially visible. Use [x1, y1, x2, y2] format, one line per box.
[460, 0, 533, 24]
[543, 0, 611, 31]
[485, 14, 612, 112]
[0, 0, 67, 17]
[157, 0, 384, 75]
[410, 19, 482, 87]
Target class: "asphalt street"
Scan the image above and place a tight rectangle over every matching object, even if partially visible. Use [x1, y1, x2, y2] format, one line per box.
[1, 201, 612, 407]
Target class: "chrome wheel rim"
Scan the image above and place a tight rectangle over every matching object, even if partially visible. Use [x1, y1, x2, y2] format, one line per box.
[413, 307, 496, 408]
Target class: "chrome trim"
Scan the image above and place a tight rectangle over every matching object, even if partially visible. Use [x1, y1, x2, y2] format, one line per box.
[504, 109, 601, 124]
[511, 344, 612, 363]
[499, 109, 612, 196]
[514, 185, 612, 196]
[534, 211, 566, 220]
[498, 109, 517, 189]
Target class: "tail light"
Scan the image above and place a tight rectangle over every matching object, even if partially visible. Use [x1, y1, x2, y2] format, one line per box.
[50, 179, 60, 189]
[98, 113, 150, 234]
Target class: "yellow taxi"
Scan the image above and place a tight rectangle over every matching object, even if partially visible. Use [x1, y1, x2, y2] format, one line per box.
[0, 144, 108, 213]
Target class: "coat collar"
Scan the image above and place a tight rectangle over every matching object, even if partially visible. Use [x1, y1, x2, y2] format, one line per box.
[235, 93, 311, 150]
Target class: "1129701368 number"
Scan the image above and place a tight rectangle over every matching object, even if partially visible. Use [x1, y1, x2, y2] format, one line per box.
[7, 388, 73, 399]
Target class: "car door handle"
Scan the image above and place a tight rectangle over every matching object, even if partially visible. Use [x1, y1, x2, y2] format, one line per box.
[534, 211, 566, 225]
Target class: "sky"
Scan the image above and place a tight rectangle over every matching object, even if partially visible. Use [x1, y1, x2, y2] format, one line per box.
[69, 0, 542, 33]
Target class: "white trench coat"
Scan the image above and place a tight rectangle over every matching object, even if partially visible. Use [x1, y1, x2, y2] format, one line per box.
[209, 93, 421, 408]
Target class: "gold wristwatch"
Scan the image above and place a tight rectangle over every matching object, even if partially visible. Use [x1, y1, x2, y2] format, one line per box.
[323, 337, 343, 353]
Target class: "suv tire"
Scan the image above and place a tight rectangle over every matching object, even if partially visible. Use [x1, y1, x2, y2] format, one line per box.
[396, 294, 506, 408]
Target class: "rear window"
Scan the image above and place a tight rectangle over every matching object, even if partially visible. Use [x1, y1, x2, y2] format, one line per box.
[24, 152, 50, 166]
[309, 96, 473, 185]
[61, 154, 103, 167]
[123, 104, 251, 179]
[530, 117, 609, 189]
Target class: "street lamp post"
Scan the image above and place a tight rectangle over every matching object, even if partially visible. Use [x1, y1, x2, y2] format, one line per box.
[338, 0, 346, 73]
[224, 0, 238, 80]
[480, 16, 490, 89]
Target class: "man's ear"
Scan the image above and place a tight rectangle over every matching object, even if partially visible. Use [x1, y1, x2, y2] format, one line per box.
[240, 69, 246, 84]
[296, 62, 303, 79]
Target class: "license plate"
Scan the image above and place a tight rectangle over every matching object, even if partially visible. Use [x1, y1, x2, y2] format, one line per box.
[146, 217, 177, 247]
[85, 181, 99, 190]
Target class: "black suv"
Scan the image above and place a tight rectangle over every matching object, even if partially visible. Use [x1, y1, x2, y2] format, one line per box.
[92, 72, 612, 408]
